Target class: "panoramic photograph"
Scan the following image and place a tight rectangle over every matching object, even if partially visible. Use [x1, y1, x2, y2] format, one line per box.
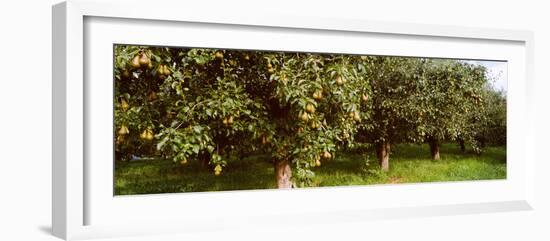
[113, 45, 507, 195]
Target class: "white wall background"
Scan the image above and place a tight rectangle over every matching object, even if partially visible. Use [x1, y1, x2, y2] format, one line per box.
[0, 0, 548, 240]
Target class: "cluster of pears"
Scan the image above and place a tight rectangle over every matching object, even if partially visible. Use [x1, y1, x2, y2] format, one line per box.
[349, 111, 361, 122]
[300, 103, 316, 122]
[313, 150, 333, 167]
[130, 52, 151, 69]
[313, 156, 322, 167]
[335, 75, 347, 85]
[322, 150, 333, 159]
[140, 129, 154, 141]
[222, 116, 234, 126]
[157, 64, 171, 79]
[117, 125, 130, 144]
[214, 164, 223, 176]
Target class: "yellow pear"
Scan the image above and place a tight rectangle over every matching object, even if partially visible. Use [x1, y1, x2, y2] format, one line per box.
[130, 55, 141, 68]
[163, 65, 170, 75]
[353, 111, 361, 122]
[157, 65, 165, 75]
[146, 130, 154, 141]
[311, 122, 318, 129]
[118, 125, 129, 135]
[313, 90, 323, 100]
[214, 164, 222, 176]
[306, 103, 315, 114]
[121, 99, 129, 111]
[336, 76, 344, 85]
[138, 53, 150, 67]
[300, 112, 309, 122]
[323, 151, 332, 159]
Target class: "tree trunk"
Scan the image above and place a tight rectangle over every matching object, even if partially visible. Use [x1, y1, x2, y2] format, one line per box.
[430, 139, 440, 160]
[275, 159, 292, 189]
[458, 139, 466, 153]
[376, 140, 390, 172]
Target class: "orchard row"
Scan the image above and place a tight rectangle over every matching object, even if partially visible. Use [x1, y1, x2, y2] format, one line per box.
[114, 45, 505, 188]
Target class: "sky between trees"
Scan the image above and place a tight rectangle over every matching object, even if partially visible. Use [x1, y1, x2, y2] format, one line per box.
[466, 60, 507, 92]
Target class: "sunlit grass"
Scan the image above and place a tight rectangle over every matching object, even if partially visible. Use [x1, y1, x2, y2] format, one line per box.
[114, 143, 506, 195]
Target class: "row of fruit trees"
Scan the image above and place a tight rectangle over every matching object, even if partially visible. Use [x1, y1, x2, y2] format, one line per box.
[114, 45, 506, 188]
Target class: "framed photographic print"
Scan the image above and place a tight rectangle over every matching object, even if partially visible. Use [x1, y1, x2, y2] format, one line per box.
[52, 0, 535, 240]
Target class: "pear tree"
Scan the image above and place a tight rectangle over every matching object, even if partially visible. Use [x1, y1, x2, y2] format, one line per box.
[114, 45, 371, 188]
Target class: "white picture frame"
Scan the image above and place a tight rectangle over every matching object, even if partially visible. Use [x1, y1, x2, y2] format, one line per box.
[52, 0, 535, 240]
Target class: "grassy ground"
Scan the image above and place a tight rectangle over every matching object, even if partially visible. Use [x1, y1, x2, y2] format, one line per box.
[114, 143, 506, 195]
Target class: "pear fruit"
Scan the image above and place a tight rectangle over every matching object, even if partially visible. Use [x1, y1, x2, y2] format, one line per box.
[131, 55, 141, 69]
[116, 135, 125, 144]
[336, 76, 345, 85]
[145, 130, 154, 141]
[121, 99, 129, 111]
[214, 164, 222, 176]
[163, 65, 170, 75]
[300, 112, 309, 122]
[305, 103, 315, 114]
[353, 111, 361, 122]
[122, 69, 131, 79]
[313, 90, 323, 100]
[140, 130, 147, 140]
[311, 121, 318, 129]
[118, 125, 129, 135]
[138, 53, 150, 67]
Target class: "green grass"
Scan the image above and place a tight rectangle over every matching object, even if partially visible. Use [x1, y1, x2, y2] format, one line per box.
[114, 143, 506, 195]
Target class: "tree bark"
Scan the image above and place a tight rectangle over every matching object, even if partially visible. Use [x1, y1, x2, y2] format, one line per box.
[429, 138, 440, 160]
[376, 140, 391, 172]
[275, 159, 292, 189]
[458, 139, 466, 153]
